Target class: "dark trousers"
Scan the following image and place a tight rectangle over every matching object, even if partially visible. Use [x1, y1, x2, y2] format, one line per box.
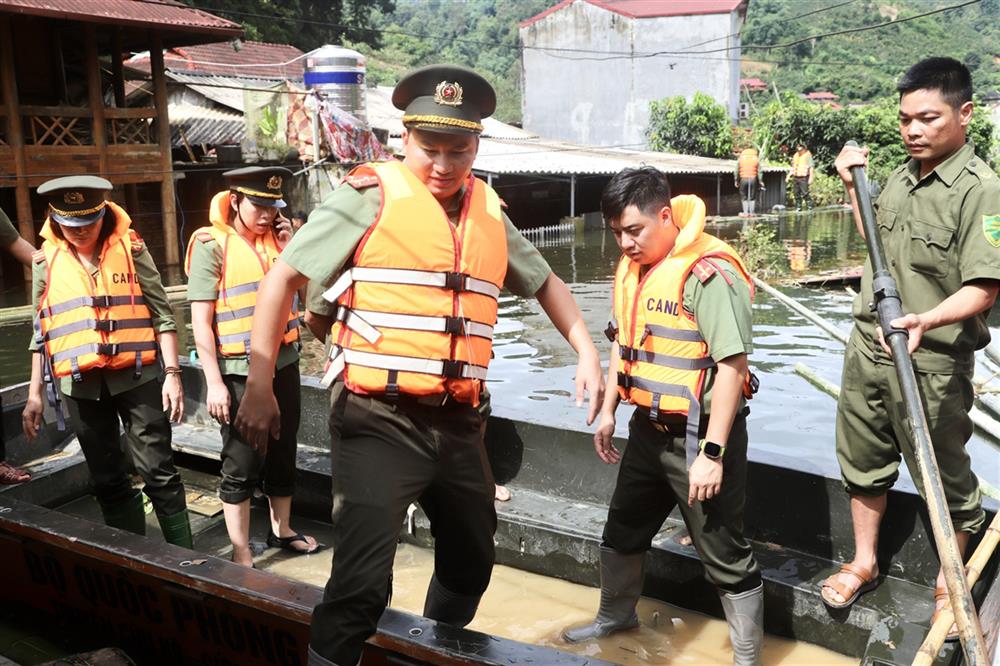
[63, 378, 186, 517]
[219, 363, 301, 503]
[310, 385, 496, 665]
[603, 409, 759, 592]
[739, 178, 758, 202]
[793, 177, 812, 209]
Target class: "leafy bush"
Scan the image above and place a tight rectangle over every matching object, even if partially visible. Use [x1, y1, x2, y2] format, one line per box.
[736, 223, 786, 278]
[647, 93, 734, 158]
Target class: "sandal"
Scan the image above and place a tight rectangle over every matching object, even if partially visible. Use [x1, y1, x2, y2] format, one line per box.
[266, 530, 321, 555]
[0, 461, 30, 485]
[821, 562, 881, 610]
[932, 586, 960, 643]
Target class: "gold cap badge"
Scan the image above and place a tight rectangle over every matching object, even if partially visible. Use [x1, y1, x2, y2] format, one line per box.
[434, 81, 463, 107]
[64, 192, 84, 205]
[267, 175, 282, 190]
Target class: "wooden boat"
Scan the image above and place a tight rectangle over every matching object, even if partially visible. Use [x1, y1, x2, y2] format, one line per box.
[1, 368, 997, 664]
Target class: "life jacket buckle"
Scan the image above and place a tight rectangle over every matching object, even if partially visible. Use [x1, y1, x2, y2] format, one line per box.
[97, 343, 118, 356]
[444, 316, 466, 335]
[93, 295, 113, 309]
[441, 359, 465, 378]
[617, 373, 632, 389]
[444, 272, 469, 292]
[604, 321, 617, 343]
[619, 346, 639, 362]
[95, 319, 117, 332]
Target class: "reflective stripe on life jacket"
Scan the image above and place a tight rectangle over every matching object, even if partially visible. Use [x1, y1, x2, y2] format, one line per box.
[322, 160, 507, 405]
[36, 202, 158, 382]
[738, 148, 759, 179]
[792, 150, 812, 177]
[184, 191, 299, 357]
[611, 195, 753, 467]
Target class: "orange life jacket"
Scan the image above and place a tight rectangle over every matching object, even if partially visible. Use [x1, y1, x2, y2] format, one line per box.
[184, 191, 299, 357]
[738, 148, 759, 179]
[610, 195, 753, 466]
[321, 160, 508, 406]
[792, 150, 812, 177]
[35, 202, 158, 381]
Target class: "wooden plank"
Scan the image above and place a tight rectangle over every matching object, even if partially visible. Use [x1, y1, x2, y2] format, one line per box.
[150, 35, 178, 266]
[18, 105, 93, 118]
[104, 107, 157, 120]
[0, 15, 35, 273]
[111, 28, 125, 108]
[84, 25, 108, 176]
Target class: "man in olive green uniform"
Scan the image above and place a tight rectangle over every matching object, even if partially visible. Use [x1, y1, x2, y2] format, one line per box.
[232, 65, 604, 666]
[21, 177, 191, 547]
[822, 59, 1000, 634]
[0, 206, 36, 484]
[563, 167, 763, 665]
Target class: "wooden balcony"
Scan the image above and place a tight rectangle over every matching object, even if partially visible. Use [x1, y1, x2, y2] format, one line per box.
[0, 106, 163, 188]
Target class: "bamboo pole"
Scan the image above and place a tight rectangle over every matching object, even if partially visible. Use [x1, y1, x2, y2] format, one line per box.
[752, 277, 849, 344]
[913, 511, 1000, 665]
[981, 566, 1000, 661]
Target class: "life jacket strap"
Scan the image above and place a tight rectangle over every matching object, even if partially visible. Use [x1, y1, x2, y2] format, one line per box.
[49, 340, 158, 363]
[218, 281, 260, 300]
[339, 307, 494, 342]
[643, 324, 705, 343]
[618, 373, 701, 468]
[618, 345, 715, 370]
[323, 267, 501, 303]
[39, 317, 153, 341]
[40, 294, 147, 319]
[321, 345, 488, 389]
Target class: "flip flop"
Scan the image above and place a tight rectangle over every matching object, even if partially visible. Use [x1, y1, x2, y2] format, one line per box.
[821, 562, 881, 610]
[266, 530, 321, 555]
[932, 586, 960, 643]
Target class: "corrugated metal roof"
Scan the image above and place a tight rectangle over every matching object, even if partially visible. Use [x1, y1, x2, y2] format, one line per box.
[0, 0, 242, 37]
[170, 103, 243, 148]
[128, 41, 305, 80]
[166, 72, 287, 112]
[473, 137, 788, 177]
[366, 86, 538, 140]
[521, 0, 746, 27]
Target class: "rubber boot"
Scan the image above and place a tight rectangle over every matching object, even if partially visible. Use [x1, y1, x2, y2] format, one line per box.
[157, 509, 194, 549]
[99, 490, 146, 536]
[307, 646, 357, 666]
[720, 584, 764, 666]
[562, 546, 644, 643]
[422, 574, 482, 627]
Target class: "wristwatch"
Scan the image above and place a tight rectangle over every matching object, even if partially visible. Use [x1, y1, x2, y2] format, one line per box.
[700, 439, 726, 461]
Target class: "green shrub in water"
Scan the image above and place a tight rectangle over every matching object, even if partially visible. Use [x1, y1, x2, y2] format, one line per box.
[736, 224, 786, 279]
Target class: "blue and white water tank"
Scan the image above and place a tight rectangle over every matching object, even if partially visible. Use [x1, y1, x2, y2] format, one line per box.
[303, 45, 366, 121]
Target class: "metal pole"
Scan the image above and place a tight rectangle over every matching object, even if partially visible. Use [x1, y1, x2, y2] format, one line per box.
[570, 174, 576, 218]
[846, 140, 987, 664]
[715, 175, 721, 216]
[311, 91, 321, 163]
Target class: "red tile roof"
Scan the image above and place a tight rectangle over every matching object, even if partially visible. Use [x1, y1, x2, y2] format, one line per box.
[740, 77, 768, 90]
[804, 91, 839, 100]
[128, 41, 305, 79]
[0, 0, 241, 39]
[522, 0, 746, 27]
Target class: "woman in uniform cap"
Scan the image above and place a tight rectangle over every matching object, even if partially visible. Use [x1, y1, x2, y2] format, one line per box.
[185, 166, 318, 567]
[22, 176, 192, 547]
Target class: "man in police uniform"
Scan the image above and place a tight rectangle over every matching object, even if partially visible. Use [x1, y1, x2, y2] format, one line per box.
[232, 65, 604, 666]
[21, 177, 192, 548]
[0, 205, 36, 484]
[562, 167, 763, 665]
[823, 58, 1000, 635]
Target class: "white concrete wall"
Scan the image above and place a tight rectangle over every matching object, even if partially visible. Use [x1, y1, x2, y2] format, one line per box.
[521, 2, 742, 148]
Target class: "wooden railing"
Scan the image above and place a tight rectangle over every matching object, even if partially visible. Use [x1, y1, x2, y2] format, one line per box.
[17, 105, 157, 146]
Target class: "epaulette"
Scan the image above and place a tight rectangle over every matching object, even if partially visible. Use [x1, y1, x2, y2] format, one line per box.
[343, 173, 379, 190]
[128, 229, 145, 254]
[32, 249, 45, 264]
[692, 257, 735, 286]
[193, 230, 214, 243]
[965, 157, 996, 182]
[498, 196, 509, 210]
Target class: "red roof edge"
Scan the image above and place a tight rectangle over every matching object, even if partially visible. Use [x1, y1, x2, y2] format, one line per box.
[520, 0, 576, 28]
[521, 0, 746, 27]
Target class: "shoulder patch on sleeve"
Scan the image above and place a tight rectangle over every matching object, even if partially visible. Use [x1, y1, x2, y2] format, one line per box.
[32, 249, 45, 264]
[193, 230, 214, 243]
[128, 229, 145, 254]
[982, 214, 1000, 247]
[343, 173, 379, 189]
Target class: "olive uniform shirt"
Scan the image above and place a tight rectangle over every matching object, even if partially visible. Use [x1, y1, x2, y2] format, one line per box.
[30, 245, 176, 399]
[0, 208, 20, 248]
[288, 180, 553, 317]
[186, 238, 299, 376]
[851, 142, 1000, 374]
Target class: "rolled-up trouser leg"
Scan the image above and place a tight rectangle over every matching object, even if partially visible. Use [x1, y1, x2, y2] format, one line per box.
[720, 584, 764, 666]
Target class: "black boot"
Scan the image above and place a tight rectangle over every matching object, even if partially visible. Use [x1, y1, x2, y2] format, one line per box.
[422, 574, 481, 627]
[720, 584, 764, 666]
[562, 546, 644, 642]
[307, 646, 357, 666]
[99, 490, 146, 536]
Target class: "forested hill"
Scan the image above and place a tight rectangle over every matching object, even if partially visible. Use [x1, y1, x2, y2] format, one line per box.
[741, 0, 1000, 102]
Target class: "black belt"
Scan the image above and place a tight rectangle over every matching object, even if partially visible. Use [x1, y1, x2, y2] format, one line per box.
[373, 392, 465, 410]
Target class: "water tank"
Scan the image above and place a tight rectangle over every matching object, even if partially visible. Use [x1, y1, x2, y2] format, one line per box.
[303, 45, 366, 122]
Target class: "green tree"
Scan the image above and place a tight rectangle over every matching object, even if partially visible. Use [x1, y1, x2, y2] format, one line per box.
[181, 0, 395, 51]
[647, 93, 734, 158]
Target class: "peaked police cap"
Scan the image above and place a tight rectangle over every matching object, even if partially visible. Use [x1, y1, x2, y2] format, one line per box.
[393, 64, 496, 135]
[224, 166, 293, 208]
[37, 176, 113, 227]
